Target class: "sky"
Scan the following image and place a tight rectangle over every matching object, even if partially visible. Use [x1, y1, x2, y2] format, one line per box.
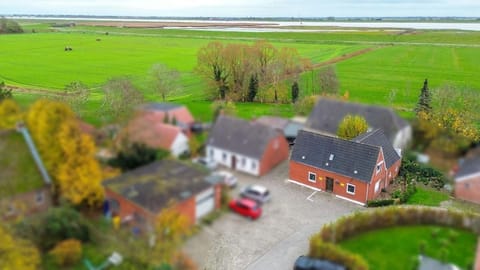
[2, 0, 480, 17]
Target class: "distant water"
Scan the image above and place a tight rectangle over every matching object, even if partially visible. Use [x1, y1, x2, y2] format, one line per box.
[10, 16, 480, 32]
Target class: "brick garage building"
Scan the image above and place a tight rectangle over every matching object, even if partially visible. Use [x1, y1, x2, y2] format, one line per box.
[103, 159, 222, 230]
[206, 115, 290, 176]
[289, 129, 401, 205]
[454, 154, 480, 205]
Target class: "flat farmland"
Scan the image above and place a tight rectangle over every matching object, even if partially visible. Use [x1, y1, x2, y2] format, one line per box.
[2, 24, 480, 123]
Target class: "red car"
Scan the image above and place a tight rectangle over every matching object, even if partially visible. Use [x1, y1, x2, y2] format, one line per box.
[229, 198, 262, 220]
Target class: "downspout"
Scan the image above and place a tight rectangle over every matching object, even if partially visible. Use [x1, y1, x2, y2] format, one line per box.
[16, 123, 52, 185]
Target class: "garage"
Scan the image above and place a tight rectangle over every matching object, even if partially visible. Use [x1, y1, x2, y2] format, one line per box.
[195, 187, 215, 221]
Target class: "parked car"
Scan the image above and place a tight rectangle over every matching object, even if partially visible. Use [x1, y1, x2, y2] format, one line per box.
[213, 170, 238, 188]
[192, 156, 217, 170]
[229, 198, 262, 220]
[240, 185, 271, 204]
[293, 256, 346, 270]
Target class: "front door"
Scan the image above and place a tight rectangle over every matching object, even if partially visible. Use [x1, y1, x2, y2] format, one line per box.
[326, 177, 334, 192]
[231, 155, 236, 170]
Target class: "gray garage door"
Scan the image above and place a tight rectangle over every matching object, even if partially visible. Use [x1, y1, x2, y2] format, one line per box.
[195, 187, 215, 221]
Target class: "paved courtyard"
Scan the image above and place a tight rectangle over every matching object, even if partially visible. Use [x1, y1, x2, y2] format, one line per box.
[183, 161, 362, 270]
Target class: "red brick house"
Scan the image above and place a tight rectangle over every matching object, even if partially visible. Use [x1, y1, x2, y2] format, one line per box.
[454, 153, 480, 205]
[289, 129, 401, 205]
[206, 115, 290, 176]
[139, 103, 195, 137]
[103, 159, 223, 230]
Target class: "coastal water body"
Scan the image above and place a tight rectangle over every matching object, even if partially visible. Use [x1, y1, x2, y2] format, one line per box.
[10, 16, 480, 31]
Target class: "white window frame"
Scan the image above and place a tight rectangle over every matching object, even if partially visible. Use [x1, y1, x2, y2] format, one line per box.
[346, 183, 356, 195]
[375, 181, 380, 193]
[376, 161, 384, 174]
[308, 172, 316, 183]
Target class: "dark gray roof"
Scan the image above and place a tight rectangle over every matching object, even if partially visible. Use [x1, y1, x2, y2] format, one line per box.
[354, 129, 401, 168]
[141, 102, 183, 112]
[291, 130, 381, 183]
[208, 115, 280, 159]
[455, 155, 480, 180]
[103, 159, 211, 214]
[306, 98, 409, 143]
[284, 121, 304, 139]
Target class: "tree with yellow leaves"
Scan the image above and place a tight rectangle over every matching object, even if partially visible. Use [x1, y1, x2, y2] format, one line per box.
[337, 114, 369, 140]
[0, 98, 22, 130]
[153, 203, 191, 264]
[26, 100, 104, 207]
[0, 224, 40, 270]
[56, 120, 104, 206]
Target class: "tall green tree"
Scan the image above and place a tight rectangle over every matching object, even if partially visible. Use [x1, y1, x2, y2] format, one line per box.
[291, 81, 299, 103]
[415, 78, 431, 116]
[101, 77, 144, 122]
[109, 142, 165, 171]
[247, 74, 258, 102]
[337, 114, 369, 140]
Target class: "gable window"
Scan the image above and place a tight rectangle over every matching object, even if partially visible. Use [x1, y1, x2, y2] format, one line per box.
[376, 161, 384, 174]
[329, 154, 334, 161]
[346, 184, 356, 195]
[308, 172, 316, 183]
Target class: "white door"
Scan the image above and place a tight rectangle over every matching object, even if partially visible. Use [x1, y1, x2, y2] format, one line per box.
[195, 188, 215, 220]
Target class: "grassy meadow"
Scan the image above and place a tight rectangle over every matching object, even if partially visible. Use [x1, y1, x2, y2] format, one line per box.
[2, 22, 480, 124]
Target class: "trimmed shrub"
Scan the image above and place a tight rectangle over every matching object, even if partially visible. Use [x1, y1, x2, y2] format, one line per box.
[366, 199, 395, 207]
[49, 239, 82, 267]
[309, 238, 369, 270]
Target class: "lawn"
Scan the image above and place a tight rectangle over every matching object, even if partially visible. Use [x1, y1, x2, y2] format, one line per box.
[406, 186, 450, 206]
[339, 225, 478, 270]
[0, 131, 44, 197]
[3, 24, 480, 124]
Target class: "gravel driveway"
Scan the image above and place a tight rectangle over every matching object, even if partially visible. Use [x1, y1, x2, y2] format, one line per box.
[183, 161, 362, 270]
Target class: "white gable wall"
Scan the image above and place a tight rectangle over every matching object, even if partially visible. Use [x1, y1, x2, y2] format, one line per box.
[206, 145, 260, 176]
[170, 133, 189, 157]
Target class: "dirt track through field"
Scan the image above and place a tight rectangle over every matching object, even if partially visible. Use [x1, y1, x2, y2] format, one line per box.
[311, 45, 385, 69]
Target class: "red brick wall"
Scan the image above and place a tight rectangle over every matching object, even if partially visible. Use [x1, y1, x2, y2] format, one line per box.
[175, 197, 196, 226]
[105, 188, 155, 224]
[455, 176, 480, 204]
[289, 161, 369, 204]
[259, 135, 290, 176]
[214, 184, 222, 209]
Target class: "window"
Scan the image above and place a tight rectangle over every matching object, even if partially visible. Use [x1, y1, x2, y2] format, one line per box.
[222, 152, 227, 161]
[375, 181, 380, 193]
[251, 161, 257, 170]
[329, 154, 334, 161]
[36, 191, 44, 204]
[308, 172, 316, 183]
[376, 161, 384, 174]
[465, 183, 470, 189]
[242, 158, 246, 166]
[347, 184, 356, 195]
[209, 149, 214, 158]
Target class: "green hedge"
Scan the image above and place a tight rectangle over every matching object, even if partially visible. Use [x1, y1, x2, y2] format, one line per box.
[309, 238, 369, 270]
[366, 199, 395, 207]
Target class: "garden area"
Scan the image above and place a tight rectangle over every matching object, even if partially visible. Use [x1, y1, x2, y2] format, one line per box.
[339, 225, 477, 270]
[309, 206, 480, 270]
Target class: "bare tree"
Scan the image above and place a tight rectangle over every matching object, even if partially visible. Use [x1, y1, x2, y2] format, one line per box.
[59, 81, 90, 117]
[195, 41, 229, 100]
[101, 77, 144, 122]
[149, 63, 180, 102]
[318, 65, 340, 95]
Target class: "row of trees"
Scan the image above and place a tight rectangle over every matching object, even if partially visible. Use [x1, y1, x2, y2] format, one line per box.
[196, 40, 310, 103]
[0, 17, 23, 34]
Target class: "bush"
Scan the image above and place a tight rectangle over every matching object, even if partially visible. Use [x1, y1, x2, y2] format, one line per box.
[49, 239, 82, 267]
[367, 199, 395, 207]
[309, 238, 369, 270]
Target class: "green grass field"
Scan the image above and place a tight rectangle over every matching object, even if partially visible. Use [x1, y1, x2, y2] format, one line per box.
[406, 186, 450, 206]
[340, 226, 478, 270]
[2, 23, 480, 124]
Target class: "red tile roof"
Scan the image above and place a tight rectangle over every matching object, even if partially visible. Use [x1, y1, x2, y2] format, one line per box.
[126, 116, 181, 150]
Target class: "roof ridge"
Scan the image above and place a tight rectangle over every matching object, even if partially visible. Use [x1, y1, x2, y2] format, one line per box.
[301, 129, 381, 151]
